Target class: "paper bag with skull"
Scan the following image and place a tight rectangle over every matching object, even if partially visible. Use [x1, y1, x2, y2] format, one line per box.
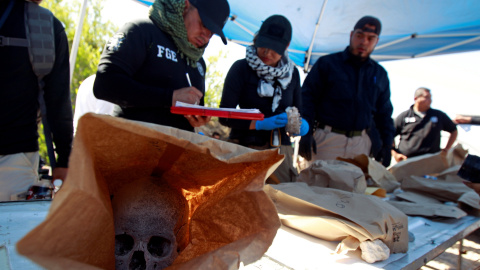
[17, 113, 283, 269]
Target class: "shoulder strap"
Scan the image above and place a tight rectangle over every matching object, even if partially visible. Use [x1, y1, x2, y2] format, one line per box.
[25, 1, 55, 79]
[0, 0, 15, 29]
[25, 2, 57, 169]
[0, 0, 30, 47]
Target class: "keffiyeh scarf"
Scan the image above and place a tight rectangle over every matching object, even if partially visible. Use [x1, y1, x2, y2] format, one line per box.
[246, 45, 294, 112]
[149, 0, 204, 67]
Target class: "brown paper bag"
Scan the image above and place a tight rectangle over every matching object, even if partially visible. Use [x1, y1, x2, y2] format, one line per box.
[387, 201, 467, 219]
[389, 152, 449, 182]
[395, 191, 442, 204]
[446, 144, 468, 167]
[17, 113, 283, 270]
[389, 145, 468, 183]
[365, 187, 387, 198]
[296, 159, 366, 193]
[338, 154, 400, 192]
[265, 182, 408, 255]
[401, 175, 479, 207]
[435, 165, 463, 182]
[458, 191, 480, 210]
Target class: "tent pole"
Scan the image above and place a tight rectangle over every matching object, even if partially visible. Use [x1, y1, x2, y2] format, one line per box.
[230, 16, 255, 36]
[69, 0, 89, 88]
[304, 0, 328, 73]
[375, 34, 415, 50]
[416, 35, 480, 58]
[417, 33, 480, 38]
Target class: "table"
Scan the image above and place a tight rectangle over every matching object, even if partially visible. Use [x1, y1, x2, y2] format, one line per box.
[0, 200, 50, 270]
[1, 200, 479, 270]
[240, 214, 480, 270]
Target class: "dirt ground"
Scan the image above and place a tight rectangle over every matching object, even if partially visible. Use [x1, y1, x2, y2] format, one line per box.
[421, 229, 480, 270]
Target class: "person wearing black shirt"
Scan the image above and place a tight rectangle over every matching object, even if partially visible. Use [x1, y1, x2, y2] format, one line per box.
[0, 0, 73, 200]
[94, 0, 230, 132]
[219, 15, 308, 183]
[300, 16, 394, 167]
[392, 87, 457, 162]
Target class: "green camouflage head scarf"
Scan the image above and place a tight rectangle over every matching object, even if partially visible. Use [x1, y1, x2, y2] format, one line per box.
[149, 0, 205, 67]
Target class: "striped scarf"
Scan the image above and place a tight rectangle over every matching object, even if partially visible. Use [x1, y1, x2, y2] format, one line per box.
[246, 45, 294, 112]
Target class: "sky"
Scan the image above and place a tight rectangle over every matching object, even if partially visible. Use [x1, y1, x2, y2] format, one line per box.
[99, 0, 480, 153]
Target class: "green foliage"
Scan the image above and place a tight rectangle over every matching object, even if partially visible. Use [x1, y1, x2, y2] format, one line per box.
[41, 0, 117, 103]
[200, 50, 231, 137]
[37, 124, 48, 164]
[204, 50, 227, 108]
[38, 0, 116, 164]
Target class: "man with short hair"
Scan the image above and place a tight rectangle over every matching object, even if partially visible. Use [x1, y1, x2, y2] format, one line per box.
[391, 87, 457, 162]
[94, 0, 230, 131]
[300, 16, 394, 167]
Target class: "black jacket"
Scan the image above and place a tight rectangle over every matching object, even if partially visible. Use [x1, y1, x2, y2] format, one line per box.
[219, 59, 302, 147]
[301, 47, 394, 153]
[94, 18, 207, 132]
[0, 0, 73, 167]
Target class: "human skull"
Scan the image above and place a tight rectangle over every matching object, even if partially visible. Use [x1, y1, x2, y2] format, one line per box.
[112, 177, 188, 270]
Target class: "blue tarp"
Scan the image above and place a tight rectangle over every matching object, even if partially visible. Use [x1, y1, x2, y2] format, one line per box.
[135, 0, 480, 70]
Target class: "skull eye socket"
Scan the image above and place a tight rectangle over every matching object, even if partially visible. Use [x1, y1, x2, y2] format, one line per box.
[115, 234, 134, 256]
[147, 236, 172, 258]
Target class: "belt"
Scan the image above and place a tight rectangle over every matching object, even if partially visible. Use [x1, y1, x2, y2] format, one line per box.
[318, 124, 363, 138]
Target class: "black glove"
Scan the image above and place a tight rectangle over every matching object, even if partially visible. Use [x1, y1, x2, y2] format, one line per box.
[298, 132, 316, 161]
[375, 145, 392, 167]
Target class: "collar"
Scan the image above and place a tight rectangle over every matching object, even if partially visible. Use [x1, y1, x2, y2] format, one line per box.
[409, 104, 430, 116]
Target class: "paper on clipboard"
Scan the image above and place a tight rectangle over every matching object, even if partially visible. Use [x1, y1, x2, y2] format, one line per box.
[171, 102, 264, 120]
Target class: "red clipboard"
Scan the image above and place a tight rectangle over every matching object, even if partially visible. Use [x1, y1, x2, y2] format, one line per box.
[171, 106, 264, 120]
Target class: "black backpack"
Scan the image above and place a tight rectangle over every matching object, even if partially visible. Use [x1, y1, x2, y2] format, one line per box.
[1, 0, 57, 168]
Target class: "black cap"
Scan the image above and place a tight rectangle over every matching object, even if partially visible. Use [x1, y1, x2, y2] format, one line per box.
[190, 0, 230, 45]
[255, 15, 292, 55]
[354, 16, 381, 36]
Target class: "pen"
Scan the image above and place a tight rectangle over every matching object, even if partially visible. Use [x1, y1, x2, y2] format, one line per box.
[186, 73, 192, 87]
[186, 73, 197, 105]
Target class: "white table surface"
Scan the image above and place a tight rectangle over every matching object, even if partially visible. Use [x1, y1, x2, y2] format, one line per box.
[240, 215, 480, 270]
[2, 200, 479, 270]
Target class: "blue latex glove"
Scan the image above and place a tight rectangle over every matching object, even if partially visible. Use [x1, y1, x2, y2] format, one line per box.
[255, 113, 288, 130]
[293, 118, 310, 136]
[293, 118, 309, 136]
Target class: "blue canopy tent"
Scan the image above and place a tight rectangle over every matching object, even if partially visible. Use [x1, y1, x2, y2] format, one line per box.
[130, 0, 480, 72]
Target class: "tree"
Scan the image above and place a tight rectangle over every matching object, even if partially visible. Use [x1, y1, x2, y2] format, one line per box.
[197, 50, 231, 138]
[204, 50, 227, 108]
[38, 0, 116, 164]
[42, 0, 116, 101]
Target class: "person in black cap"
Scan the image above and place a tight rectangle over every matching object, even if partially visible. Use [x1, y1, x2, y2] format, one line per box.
[299, 15, 395, 168]
[94, 0, 229, 132]
[219, 15, 309, 183]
